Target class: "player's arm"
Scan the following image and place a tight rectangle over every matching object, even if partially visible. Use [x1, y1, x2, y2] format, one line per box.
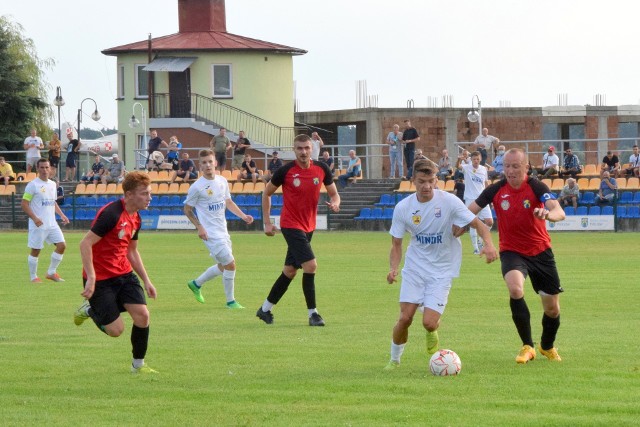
[226, 197, 253, 224]
[262, 181, 278, 236]
[127, 239, 156, 299]
[184, 203, 208, 240]
[387, 236, 403, 284]
[468, 217, 497, 263]
[21, 197, 42, 227]
[536, 198, 565, 222]
[325, 182, 341, 212]
[54, 201, 69, 225]
[79, 231, 102, 299]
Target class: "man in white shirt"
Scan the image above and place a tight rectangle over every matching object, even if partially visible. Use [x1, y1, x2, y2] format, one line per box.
[457, 151, 493, 254]
[183, 149, 253, 308]
[23, 129, 44, 174]
[541, 146, 560, 177]
[472, 128, 500, 166]
[383, 159, 497, 370]
[625, 145, 640, 177]
[21, 158, 70, 282]
[310, 132, 324, 161]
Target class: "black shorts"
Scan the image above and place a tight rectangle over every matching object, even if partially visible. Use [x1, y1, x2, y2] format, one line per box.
[281, 228, 315, 269]
[85, 272, 146, 325]
[66, 153, 77, 168]
[215, 152, 226, 168]
[500, 249, 563, 295]
[168, 158, 180, 171]
[49, 155, 60, 167]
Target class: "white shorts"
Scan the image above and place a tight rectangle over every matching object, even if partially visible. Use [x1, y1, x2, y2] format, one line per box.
[26, 157, 40, 167]
[203, 237, 234, 266]
[28, 225, 65, 249]
[399, 273, 452, 315]
[465, 199, 492, 221]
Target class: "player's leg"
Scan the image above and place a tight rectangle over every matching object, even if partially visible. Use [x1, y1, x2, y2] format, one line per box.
[187, 240, 225, 303]
[529, 250, 563, 361]
[421, 278, 452, 355]
[45, 228, 66, 282]
[27, 228, 44, 282]
[121, 275, 156, 374]
[384, 302, 419, 370]
[219, 246, 244, 309]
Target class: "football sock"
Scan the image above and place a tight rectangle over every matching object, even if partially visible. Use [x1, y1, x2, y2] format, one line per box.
[261, 300, 274, 312]
[308, 308, 318, 317]
[132, 358, 145, 369]
[540, 313, 560, 350]
[469, 228, 478, 250]
[131, 325, 149, 360]
[302, 273, 316, 310]
[266, 272, 293, 305]
[222, 269, 236, 302]
[47, 252, 63, 275]
[510, 297, 533, 347]
[28, 255, 38, 280]
[195, 264, 223, 286]
[390, 341, 405, 362]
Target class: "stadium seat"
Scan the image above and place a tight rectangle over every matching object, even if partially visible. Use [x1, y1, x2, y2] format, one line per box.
[1, 185, 16, 196]
[626, 206, 640, 218]
[564, 207, 576, 216]
[253, 182, 265, 193]
[579, 192, 595, 205]
[75, 209, 87, 220]
[582, 164, 597, 176]
[105, 183, 118, 194]
[395, 181, 413, 192]
[354, 208, 371, 220]
[248, 208, 261, 220]
[247, 194, 260, 206]
[618, 191, 633, 204]
[396, 193, 410, 203]
[616, 206, 626, 218]
[75, 195, 87, 206]
[150, 183, 159, 194]
[170, 208, 183, 216]
[160, 208, 171, 216]
[158, 195, 170, 206]
[375, 194, 392, 206]
[234, 194, 247, 207]
[25, 173, 36, 182]
[576, 178, 589, 189]
[626, 177, 639, 190]
[616, 178, 627, 190]
[168, 183, 180, 194]
[85, 197, 97, 207]
[541, 178, 552, 188]
[231, 182, 244, 193]
[588, 206, 601, 216]
[271, 208, 281, 216]
[371, 207, 384, 220]
[587, 178, 601, 191]
[633, 192, 640, 204]
[576, 206, 588, 216]
[178, 183, 190, 194]
[147, 171, 159, 182]
[551, 178, 565, 191]
[169, 195, 181, 207]
[97, 196, 108, 207]
[157, 183, 169, 194]
[94, 183, 107, 194]
[444, 180, 455, 192]
[601, 206, 614, 215]
[240, 183, 255, 193]
[383, 207, 394, 219]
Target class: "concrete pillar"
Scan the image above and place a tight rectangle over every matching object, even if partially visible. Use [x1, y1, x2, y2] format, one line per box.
[598, 115, 608, 161]
[365, 112, 382, 178]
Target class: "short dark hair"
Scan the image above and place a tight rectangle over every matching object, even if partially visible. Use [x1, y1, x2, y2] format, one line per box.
[36, 158, 49, 167]
[294, 134, 312, 144]
[199, 149, 214, 158]
[413, 160, 435, 177]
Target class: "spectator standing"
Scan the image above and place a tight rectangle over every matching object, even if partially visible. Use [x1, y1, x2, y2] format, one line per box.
[454, 149, 471, 180]
[165, 136, 182, 171]
[597, 171, 617, 205]
[600, 151, 620, 178]
[318, 150, 335, 176]
[146, 130, 168, 171]
[558, 178, 579, 209]
[402, 120, 420, 180]
[81, 155, 105, 183]
[625, 145, 640, 177]
[231, 131, 251, 170]
[210, 128, 231, 172]
[559, 148, 581, 178]
[24, 129, 44, 174]
[472, 127, 500, 166]
[488, 145, 506, 179]
[257, 134, 340, 326]
[337, 150, 362, 188]
[541, 146, 559, 178]
[73, 171, 159, 374]
[240, 153, 259, 184]
[101, 154, 126, 185]
[184, 149, 253, 308]
[383, 159, 497, 370]
[386, 124, 404, 178]
[263, 151, 284, 182]
[21, 158, 69, 283]
[170, 152, 197, 184]
[468, 148, 566, 364]
[48, 133, 62, 179]
[64, 129, 81, 182]
[457, 151, 492, 254]
[0, 156, 16, 185]
[310, 132, 324, 161]
[437, 149, 453, 181]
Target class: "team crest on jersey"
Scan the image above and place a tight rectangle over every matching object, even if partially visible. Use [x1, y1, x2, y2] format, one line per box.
[435, 207, 441, 218]
[118, 228, 126, 239]
[40, 186, 46, 193]
[293, 178, 301, 187]
[207, 188, 213, 196]
[523, 199, 531, 209]
[313, 177, 319, 185]
[500, 199, 510, 210]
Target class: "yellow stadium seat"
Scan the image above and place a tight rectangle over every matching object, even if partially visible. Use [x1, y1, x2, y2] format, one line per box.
[241, 182, 255, 193]
[74, 183, 87, 195]
[541, 178, 552, 188]
[437, 180, 445, 190]
[582, 164, 597, 176]
[25, 173, 36, 182]
[84, 183, 96, 194]
[616, 178, 627, 190]
[274, 185, 283, 194]
[157, 183, 169, 194]
[626, 177, 639, 189]
[221, 170, 232, 181]
[587, 178, 601, 191]
[1, 185, 16, 196]
[105, 183, 117, 194]
[116, 183, 123, 194]
[395, 180, 412, 192]
[168, 183, 180, 194]
[94, 183, 107, 194]
[150, 183, 159, 194]
[178, 183, 190, 194]
[253, 182, 265, 193]
[158, 171, 170, 182]
[320, 184, 327, 193]
[576, 178, 589, 189]
[551, 178, 564, 191]
[231, 182, 244, 193]
[147, 171, 159, 182]
[444, 180, 455, 192]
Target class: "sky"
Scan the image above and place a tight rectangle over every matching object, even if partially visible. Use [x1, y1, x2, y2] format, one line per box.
[3, 0, 640, 131]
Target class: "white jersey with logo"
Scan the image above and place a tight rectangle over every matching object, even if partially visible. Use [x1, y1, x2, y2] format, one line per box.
[461, 163, 488, 201]
[24, 136, 43, 158]
[389, 190, 476, 279]
[184, 175, 231, 241]
[23, 177, 58, 229]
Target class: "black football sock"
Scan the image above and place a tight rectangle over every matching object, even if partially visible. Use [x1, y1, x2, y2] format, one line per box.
[540, 314, 560, 350]
[510, 297, 533, 347]
[267, 272, 293, 305]
[302, 273, 316, 310]
[131, 325, 149, 360]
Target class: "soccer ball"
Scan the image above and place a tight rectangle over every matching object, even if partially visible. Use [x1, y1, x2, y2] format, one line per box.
[429, 349, 462, 376]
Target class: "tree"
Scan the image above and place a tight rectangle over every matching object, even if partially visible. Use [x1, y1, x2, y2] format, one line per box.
[0, 16, 53, 151]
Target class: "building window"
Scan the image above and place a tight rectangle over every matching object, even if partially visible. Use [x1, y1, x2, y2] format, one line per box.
[135, 64, 149, 99]
[117, 65, 125, 99]
[212, 64, 232, 98]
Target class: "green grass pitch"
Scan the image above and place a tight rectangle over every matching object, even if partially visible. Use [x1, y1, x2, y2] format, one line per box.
[0, 230, 638, 426]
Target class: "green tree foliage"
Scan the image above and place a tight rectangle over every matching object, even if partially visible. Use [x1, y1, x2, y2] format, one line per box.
[0, 16, 53, 151]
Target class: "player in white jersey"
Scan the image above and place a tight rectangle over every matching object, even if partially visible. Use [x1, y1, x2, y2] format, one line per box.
[21, 158, 70, 282]
[183, 149, 253, 308]
[457, 151, 493, 254]
[383, 159, 497, 370]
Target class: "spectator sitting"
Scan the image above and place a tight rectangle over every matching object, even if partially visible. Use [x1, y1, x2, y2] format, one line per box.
[171, 152, 197, 184]
[624, 145, 639, 177]
[454, 177, 465, 202]
[101, 154, 126, 185]
[232, 131, 251, 170]
[263, 151, 283, 183]
[414, 149, 438, 170]
[240, 153, 259, 184]
[542, 146, 559, 177]
[54, 177, 65, 206]
[559, 148, 582, 178]
[600, 151, 620, 178]
[596, 171, 617, 205]
[164, 136, 182, 171]
[318, 150, 335, 176]
[437, 149, 453, 181]
[81, 155, 105, 182]
[337, 150, 362, 188]
[488, 145, 506, 179]
[558, 177, 579, 209]
[147, 150, 165, 172]
[0, 156, 16, 185]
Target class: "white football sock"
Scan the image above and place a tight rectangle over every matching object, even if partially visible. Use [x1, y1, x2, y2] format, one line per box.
[390, 341, 406, 362]
[308, 308, 318, 317]
[261, 300, 274, 312]
[469, 228, 478, 250]
[222, 269, 236, 302]
[132, 358, 144, 369]
[28, 255, 39, 280]
[195, 264, 223, 286]
[47, 252, 63, 275]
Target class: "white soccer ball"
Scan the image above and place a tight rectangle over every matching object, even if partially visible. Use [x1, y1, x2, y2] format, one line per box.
[429, 349, 462, 376]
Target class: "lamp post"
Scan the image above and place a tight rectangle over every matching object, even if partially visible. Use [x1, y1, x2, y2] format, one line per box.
[77, 98, 101, 180]
[467, 95, 482, 138]
[129, 102, 147, 170]
[52, 87, 65, 180]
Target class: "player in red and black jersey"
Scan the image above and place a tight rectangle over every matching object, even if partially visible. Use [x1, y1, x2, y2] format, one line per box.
[73, 171, 159, 374]
[257, 134, 341, 326]
[469, 148, 566, 364]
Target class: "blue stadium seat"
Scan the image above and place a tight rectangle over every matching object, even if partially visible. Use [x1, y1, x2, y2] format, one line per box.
[371, 207, 384, 220]
[491, 208, 497, 219]
[97, 196, 108, 207]
[234, 194, 246, 207]
[618, 191, 633, 204]
[171, 208, 183, 216]
[383, 207, 394, 219]
[149, 197, 160, 207]
[616, 206, 626, 218]
[396, 193, 409, 203]
[245, 195, 259, 206]
[160, 208, 171, 216]
[271, 208, 281, 216]
[375, 194, 393, 206]
[633, 192, 640, 204]
[601, 206, 614, 215]
[75, 196, 87, 206]
[139, 209, 150, 217]
[158, 195, 170, 207]
[354, 208, 371, 220]
[627, 206, 640, 218]
[86, 197, 98, 207]
[226, 209, 241, 221]
[271, 194, 282, 207]
[180, 195, 187, 205]
[588, 206, 601, 216]
[248, 208, 261, 220]
[107, 196, 119, 204]
[576, 206, 588, 216]
[564, 207, 576, 216]
[169, 195, 181, 207]
[579, 192, 595, 205]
